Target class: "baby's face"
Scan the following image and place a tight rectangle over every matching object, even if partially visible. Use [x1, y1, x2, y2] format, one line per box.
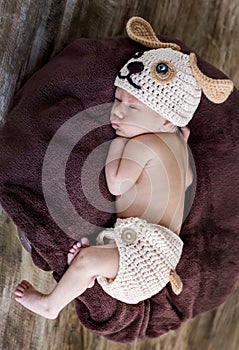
[110, 88, 171, 137]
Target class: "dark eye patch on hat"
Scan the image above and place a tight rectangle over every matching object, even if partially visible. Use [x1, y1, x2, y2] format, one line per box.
[132, 51, 145, 59]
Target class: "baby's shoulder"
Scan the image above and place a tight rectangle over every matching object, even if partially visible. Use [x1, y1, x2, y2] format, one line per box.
[131, 132, 187, 164]
[132, 132, 166, 144]
[132, 132, 183, 149]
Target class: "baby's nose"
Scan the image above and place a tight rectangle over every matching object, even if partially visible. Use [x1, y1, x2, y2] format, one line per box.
[114, 110, 124, 119]
[113, 104, 125, 119]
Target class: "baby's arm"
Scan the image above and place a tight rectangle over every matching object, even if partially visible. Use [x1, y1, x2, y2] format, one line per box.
[106, 137, 128, 174]
[13, 244, 119, 319]
[180, 127, 193, 189]
[106, 137, 151, 195]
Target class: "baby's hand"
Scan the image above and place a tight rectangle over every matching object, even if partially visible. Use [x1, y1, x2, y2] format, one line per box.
[180, 126, 190, 142]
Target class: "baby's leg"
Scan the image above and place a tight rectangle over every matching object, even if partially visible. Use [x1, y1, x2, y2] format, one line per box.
[46, 245, 119, 316]
[15, 237, 89, 318]
[14, 245, 119, 319]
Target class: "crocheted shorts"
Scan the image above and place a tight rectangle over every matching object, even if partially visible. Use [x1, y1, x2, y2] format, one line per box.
[96, 217, 184, 304]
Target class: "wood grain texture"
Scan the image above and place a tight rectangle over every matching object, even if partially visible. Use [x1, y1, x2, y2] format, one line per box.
[0, 0, 239, 348]
[0, 209, 239, 349]
[0, 0, 239, 122]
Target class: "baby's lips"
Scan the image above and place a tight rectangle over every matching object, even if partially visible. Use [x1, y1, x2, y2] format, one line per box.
[111, 122, 119, 129]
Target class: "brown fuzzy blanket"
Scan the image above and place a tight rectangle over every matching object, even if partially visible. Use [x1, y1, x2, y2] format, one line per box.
[0, 35, 238, 343]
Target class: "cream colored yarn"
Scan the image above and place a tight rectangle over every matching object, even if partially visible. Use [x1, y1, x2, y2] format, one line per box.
[115, 15, 234, 127]
[96, 217, 184, 304]
[114, 48, 202, 127]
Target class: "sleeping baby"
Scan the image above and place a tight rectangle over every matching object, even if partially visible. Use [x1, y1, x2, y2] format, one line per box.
[14, 17, 233, 318]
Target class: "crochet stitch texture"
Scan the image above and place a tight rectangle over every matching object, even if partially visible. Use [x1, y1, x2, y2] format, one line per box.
[96, 217, 184, 304]
[115, 48, 202, 127]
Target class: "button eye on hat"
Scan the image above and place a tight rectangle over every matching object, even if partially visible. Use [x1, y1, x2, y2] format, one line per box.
[150, 60, 177, 85]
[156, 63, 169, 74]
[121, 228, 137, 243]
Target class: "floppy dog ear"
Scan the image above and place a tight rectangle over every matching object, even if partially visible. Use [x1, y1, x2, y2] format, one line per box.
[190, 53, 234, 103]
[126, 16, 181, 51]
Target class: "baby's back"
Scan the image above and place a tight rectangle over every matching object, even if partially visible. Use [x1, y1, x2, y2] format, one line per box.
[116, 132, 190, 234]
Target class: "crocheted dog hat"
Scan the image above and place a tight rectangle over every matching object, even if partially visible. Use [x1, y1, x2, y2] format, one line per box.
[96, 217, 184, 304]
[114, 17, 233, 127]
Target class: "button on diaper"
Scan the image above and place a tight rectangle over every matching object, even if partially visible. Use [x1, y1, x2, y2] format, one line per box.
[121, 228, 137, 243]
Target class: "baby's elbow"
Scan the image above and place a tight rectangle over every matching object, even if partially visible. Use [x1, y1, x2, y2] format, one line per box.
[107, 182, 121, 196]
[107, 179, 135, 196]
[106, 175, 122, 195]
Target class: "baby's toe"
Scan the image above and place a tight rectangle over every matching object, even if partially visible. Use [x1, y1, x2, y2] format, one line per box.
[73, 243, 81, 250]
[15, 285, 24, 293]
[21, 280, 31, 288]
[15, 290, 24, 297]
[14, 285, 25, 296]
[81, 237, 89, 246]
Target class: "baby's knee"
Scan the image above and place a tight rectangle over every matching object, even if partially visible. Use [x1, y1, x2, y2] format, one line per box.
[72, 246, 97, 272]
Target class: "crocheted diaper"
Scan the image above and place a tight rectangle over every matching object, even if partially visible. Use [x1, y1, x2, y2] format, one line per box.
[96, 217, 184, 304]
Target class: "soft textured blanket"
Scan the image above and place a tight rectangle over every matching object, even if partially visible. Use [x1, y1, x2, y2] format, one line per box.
[0, 35, 238, 343]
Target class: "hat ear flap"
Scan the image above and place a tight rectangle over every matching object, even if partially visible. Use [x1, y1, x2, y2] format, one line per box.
[169, 269, 183, 295]
[126, 16, 181, 51]
[189, 53, 234, 103]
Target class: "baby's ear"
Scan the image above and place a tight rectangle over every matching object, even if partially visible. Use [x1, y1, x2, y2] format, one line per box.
[163, 119, 175, 130]
[180, 126, 190, 142]
[162, 119, 177, 132]
[163, 119, 173, 126]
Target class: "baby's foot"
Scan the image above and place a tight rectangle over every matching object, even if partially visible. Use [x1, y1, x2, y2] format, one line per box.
[67, 237, 89, 265]
[14, 280, 57, 319]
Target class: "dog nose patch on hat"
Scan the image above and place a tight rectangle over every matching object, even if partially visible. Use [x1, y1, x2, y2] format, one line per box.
[127, 61, 144, 74]
[121, 228, 137, 243]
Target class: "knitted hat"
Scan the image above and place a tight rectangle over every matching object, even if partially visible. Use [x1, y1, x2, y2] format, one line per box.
[114, 48, 202, 127]
[96, 217, 184, 304]
[114, 16, 233, 127]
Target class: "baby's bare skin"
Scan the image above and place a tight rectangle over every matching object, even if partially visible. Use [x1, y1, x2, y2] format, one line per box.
[67, 237, 89, 265]
[106, 132, 191, 234]
[14, 238, 119, 319]
[15, 237, 90, 319]
[14, 88, 192, 318]
[15, 280, 54, 319]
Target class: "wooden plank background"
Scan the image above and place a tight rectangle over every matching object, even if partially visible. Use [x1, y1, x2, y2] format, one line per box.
[0, 0, 238, 349]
